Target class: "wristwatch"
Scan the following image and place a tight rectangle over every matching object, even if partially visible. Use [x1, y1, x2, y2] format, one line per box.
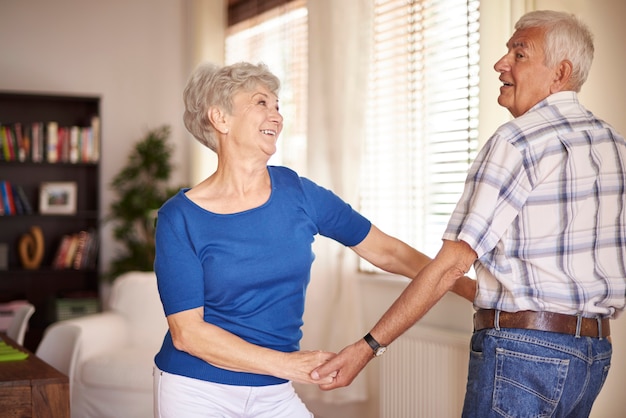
[363, 332, 387, 357]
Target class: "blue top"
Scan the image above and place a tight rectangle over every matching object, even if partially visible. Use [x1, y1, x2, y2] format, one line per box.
[154, 165, 371, 386]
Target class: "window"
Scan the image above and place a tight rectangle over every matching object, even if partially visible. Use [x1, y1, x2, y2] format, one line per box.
[360, 0, 480, 269]
[225, 0, 308, 173]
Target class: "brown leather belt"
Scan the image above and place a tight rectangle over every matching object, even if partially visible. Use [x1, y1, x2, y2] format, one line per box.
[474, 309, 610, 338]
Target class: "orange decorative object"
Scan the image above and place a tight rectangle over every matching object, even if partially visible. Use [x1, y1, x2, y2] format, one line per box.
[18, 226, 44, 270]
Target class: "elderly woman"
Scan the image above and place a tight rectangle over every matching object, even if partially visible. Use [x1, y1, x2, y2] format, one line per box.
[152, 62, 474, 417]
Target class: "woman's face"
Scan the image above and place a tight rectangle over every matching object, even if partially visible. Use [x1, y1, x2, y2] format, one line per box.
[226, 84, 283, 159]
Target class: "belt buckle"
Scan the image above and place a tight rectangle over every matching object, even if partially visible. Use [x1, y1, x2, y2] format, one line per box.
[575, 313, 582, 338]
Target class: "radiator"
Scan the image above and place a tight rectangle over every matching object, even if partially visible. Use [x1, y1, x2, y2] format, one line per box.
[380, 325, 470, 418]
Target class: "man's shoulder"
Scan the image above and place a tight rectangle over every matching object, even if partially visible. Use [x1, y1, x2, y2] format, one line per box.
[495, 92, 582, 141]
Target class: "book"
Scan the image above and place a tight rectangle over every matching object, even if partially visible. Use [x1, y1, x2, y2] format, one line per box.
[63, 234, 79, 268]
[81, 229, 99, 270]
[18, 123, 31, 162]
[52, 235, 73, 269]
[1, 126, 11, 161]
[72, 230, 89, 270]
[69, 126, 80, 163]
[46, 121, 59, 163]
[81, 127, 92, 162]
[10, 184, 24, 215]
[0, 181, 16, 215]
[31, 122, 44, 162]
[13, 185, 33, 214]
[11, 123, 26, 162]
[91, 116, 100, 162]
[6, 126, 16, 161]
[57, 126, 68, 163]
[4, 181, 16, 215]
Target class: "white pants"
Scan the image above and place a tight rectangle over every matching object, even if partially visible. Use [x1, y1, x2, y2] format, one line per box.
[153, 367, 313, 418]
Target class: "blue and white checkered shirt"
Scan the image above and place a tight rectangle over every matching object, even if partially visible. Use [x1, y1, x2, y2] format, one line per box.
[444, 91, 626, 318]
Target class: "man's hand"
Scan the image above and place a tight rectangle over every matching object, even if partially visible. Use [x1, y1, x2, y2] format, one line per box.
[278, 350, 338, 385]
[310, 339, 373, 390]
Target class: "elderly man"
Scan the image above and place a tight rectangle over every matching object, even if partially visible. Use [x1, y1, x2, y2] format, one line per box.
[313, 10, 625, 418]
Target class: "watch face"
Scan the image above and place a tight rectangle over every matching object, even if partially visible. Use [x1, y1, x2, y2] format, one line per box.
[375, 346, 387, 357]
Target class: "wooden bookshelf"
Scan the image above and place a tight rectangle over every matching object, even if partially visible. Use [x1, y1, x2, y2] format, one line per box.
[0, 92, 101, 351]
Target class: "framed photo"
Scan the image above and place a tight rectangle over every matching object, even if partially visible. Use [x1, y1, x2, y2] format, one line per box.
[39, 182, 77, 215]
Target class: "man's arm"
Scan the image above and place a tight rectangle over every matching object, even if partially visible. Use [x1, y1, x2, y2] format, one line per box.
[312, 239, 477, 389]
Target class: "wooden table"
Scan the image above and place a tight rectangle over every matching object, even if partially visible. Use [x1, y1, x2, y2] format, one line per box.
[0, 333, 69, 418]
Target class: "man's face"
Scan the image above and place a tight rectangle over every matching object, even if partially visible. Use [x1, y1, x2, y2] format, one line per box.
[494, 26, 558, 117]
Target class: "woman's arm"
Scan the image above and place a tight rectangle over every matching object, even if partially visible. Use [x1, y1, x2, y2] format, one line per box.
[350, 225, 476, 302]
[166, 307, 336, 385]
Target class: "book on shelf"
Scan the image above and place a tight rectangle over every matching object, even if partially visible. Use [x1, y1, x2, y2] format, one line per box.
[52, 234, 72, 269]
[90, 116, 100, 162]
[52, 229, 98, 270]
[0, 180, 33, 215]
[31, 122, 44, 162]
[14, 123, 28, 162]
[1, 181, 15, 214]
[5, 126, 16, 161]
[72, 230, 90, 270]
[0, 119, 99, 163]
[0, 180, 16, 215]
[0, 125, 14, 161]
[79, 229, 99, 270]
[13, 184, 33, 214]
[69, 126, 80, 163]
[46, 121, 58, 163]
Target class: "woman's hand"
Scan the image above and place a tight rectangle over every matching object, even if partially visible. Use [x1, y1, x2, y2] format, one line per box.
[272, 350, 337, 385]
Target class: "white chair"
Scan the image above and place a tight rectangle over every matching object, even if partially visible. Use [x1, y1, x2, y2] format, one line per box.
[36, 322, 82, 402]
[43, 271, 168, 418]
[6, 302, 35, 346]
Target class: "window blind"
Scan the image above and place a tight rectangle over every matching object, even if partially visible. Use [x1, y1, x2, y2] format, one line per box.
[360, 0, 480, 270]
[225, 0, 308, 173]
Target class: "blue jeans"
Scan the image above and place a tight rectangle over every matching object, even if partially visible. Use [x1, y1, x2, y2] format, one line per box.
[461, 328, 612, 418]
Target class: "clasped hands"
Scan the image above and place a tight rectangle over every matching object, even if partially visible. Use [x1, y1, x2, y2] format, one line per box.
[294, 339, 373, 390]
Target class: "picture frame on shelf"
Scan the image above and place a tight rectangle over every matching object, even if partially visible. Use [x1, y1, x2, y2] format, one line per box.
[39, 181, 77, 215]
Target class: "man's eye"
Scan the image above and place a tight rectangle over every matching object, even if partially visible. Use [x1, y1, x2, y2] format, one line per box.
[258, 100, 267, 106]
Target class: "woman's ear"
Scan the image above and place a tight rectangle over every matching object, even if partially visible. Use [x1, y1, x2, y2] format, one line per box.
[208, 106, 229, 134]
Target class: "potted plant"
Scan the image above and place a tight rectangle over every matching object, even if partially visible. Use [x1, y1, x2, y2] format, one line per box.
[106, 125, 182, 280]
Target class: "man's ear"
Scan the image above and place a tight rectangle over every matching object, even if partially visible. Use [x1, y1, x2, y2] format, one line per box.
[550, 60, 573, 93]
[208, 106, 229, 134]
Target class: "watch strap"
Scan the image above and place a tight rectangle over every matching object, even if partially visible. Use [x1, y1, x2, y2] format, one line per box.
[363, 332, 382, 351]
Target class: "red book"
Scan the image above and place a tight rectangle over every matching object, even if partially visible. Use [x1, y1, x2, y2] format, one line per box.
[4, 126, 15, 161]
[14, 123, 27, 162]
[1, 181, 16, 215]
[52, 235, 72, 269]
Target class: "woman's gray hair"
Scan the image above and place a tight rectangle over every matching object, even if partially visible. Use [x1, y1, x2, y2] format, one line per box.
[183, 61, 281, 152]
[516, 10, 594, 92]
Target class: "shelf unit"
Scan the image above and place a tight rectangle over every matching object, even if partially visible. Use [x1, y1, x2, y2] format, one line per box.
[0, 92, 101, 351]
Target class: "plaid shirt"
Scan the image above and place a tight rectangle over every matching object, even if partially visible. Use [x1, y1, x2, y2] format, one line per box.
[444, 91, 626, 318]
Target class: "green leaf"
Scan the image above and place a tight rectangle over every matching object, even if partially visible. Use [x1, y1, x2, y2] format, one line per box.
[105, 125, 184, 281]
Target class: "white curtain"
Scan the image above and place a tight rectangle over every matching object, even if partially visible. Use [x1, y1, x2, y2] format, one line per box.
[296, 0, 372, 404]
